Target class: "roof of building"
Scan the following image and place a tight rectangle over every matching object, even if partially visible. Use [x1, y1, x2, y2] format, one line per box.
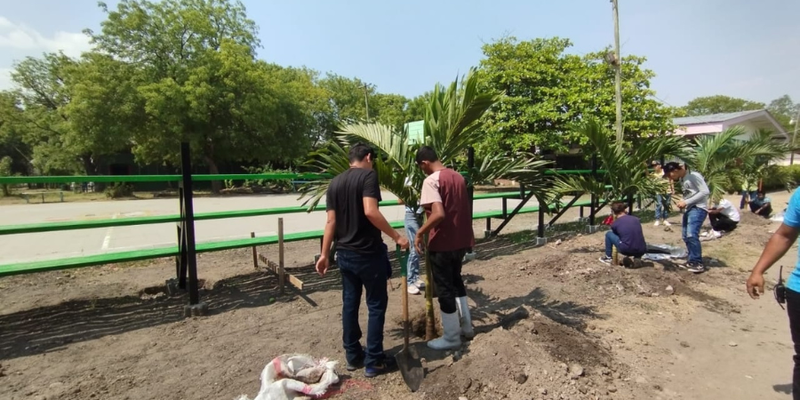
[673, 110, 764, 126]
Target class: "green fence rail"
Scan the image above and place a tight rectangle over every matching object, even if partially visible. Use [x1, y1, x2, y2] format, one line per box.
[0, 191, 532, 235]
[0, 169, 608, 185]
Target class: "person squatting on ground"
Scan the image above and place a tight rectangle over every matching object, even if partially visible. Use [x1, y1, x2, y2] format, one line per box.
[747, 187, 800, 400]
[414, 146, 475, 351]
[663, 162, 710, 274]
[651, 161, 673, 227]
[704, 197, 739, 240]
[599, 202, 647, 268]
[315, 143, 409, 378]
[402, 176, 426, 295]
[750, 191, 773, 218]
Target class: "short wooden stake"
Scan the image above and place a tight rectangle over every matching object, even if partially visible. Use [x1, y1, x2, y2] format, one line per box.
[278, 218, 286, 295]
[250, 232, 258, 269]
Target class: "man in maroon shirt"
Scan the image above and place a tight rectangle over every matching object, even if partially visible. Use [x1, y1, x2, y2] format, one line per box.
[414, 146, 475, 350]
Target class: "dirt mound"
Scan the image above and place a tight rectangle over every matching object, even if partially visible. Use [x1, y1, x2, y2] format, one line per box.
[417, 306, 636, 400]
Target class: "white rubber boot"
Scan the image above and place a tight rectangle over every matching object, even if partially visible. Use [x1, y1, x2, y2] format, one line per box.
[427, 311, 462, 350]
[456, 296, 475, 339]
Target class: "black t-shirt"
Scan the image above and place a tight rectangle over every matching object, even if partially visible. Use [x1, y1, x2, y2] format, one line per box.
[326, 168, 383, 253]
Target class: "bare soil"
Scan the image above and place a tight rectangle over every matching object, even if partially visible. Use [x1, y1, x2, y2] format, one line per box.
[0, 193, 796, 400]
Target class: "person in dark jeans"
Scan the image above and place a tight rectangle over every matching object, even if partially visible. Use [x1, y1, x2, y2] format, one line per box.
[664, 162, 710, 274]
[315, 143, 409, 378]
[415, 146, 476, 350]
[747, 187, 800, 399]
[599, 202, 647, 267]
[750, 191, 773, 218]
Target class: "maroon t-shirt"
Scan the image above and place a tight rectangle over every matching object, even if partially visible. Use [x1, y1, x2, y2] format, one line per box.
[420, 168, 475, 252]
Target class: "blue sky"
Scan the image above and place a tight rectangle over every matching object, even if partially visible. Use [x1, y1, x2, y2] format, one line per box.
[0, 0, 798, 107]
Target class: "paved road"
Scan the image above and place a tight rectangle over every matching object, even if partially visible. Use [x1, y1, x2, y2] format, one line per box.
[0, 192, 532, 264]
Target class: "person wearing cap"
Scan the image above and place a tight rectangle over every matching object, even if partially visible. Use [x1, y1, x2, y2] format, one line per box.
[651, 161, 674, 227]
[663, 162, 710, 274]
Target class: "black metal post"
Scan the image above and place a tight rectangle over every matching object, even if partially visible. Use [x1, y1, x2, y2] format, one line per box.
[627, 193, 634, 216]
[179, 142, 200, 305]
[589, 154, 598, 225]
[467, 147, 474, 253]
[502, 197, 508, 217]
[548, 194, 580, 227]
[537, 205, 545, 239]
[177, 186, 187, 289]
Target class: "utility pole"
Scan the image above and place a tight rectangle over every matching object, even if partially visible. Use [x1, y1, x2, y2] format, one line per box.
[791, 106, 800, 165]
[363, 83, 371, 122]
[611, 0, 623, 147]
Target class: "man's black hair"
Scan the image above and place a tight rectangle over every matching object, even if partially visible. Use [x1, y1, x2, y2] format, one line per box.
[415, 146, 439, 164]
[662, 161, 683, 177]
[348, 143, 376, 163]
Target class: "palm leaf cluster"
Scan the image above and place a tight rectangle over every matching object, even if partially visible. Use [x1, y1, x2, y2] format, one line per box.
[553, 120, 691, 204]
[684, 127, 790, 202]
[299, 68, 553, 211]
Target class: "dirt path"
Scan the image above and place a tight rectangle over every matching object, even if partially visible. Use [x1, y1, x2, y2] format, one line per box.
[0, 192, 795, 400]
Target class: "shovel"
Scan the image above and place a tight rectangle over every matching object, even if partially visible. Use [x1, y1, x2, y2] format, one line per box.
[395, 246, 424, 392]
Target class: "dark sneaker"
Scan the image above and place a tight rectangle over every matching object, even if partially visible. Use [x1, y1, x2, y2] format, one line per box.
[622, 257, 633, 268]
[346, 358, 364, 372]
[599, 256, 612, 265]
[633, 258, 644, 269]
[687, 263, 706, 274]
[364, 357, 398, 378]
[675, 262, 689, 270]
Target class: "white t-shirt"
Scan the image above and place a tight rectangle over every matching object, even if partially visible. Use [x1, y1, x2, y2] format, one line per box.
[714, 199, 740, 222]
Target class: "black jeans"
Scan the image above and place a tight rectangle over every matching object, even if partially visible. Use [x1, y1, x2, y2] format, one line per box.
[788, 288, 800, 399]
[750, 203, 773, 218]
[708, 213, 738, 232]
[429, 249, 468, 314]
[336, 248, 389, 368]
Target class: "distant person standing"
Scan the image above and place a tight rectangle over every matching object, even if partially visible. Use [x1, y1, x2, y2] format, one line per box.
[651, 161, 673, 227]
[402, 176, 426, 295]
[415, 146, 475, 350]
[746, 187, 800, 399]
[315, 143, 409, 378]
[663, 162, 710, 274]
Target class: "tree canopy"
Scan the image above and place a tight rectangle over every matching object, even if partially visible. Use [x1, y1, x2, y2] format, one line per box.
[476, 37, 677, 155]
[682, 95, 765, 116]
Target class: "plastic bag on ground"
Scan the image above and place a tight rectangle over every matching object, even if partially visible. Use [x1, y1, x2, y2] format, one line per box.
[642, 243, 687, 261]
[235, 354, 339, 400]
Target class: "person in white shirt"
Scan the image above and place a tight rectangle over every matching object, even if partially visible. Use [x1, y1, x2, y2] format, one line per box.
[705, 198, 740, 239]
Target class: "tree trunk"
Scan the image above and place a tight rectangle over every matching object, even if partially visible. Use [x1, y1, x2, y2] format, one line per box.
[204, 155, 222, 194]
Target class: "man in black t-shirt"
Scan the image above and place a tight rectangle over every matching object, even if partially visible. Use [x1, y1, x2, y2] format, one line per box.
[315, 143, 409, 378]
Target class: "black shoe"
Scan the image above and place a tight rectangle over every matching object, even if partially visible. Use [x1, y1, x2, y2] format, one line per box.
[346, 358, 364, 371]
[687, 263, 706, 274]
[364, 357, 398, 378]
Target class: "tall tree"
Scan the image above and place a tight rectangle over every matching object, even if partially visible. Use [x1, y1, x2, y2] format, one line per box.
[86, 0, 313, 190]
[682, 95, 765, 116]
[477, 37, 676, 155]
[767, 95, 799, 131]
[10, 53, 89, 174]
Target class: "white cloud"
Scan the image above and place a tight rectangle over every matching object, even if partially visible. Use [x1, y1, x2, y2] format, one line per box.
[0, 15, 92, 59]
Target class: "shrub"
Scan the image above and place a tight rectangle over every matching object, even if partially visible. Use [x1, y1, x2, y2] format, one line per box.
[105, 183, 134, 198]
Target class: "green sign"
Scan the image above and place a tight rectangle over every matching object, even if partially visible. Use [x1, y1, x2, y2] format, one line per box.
[404, 120, 424, 144]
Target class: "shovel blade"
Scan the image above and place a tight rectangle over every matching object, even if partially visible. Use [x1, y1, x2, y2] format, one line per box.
[395, 346, 424, 392]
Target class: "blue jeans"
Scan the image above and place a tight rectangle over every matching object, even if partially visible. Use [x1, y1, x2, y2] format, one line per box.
[336, 248, 389, 368]
[682, 207, 708, 264]
[605, 231, 620, 257]
[404, 208, 421, 285]
[655, 194, 671, 220]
